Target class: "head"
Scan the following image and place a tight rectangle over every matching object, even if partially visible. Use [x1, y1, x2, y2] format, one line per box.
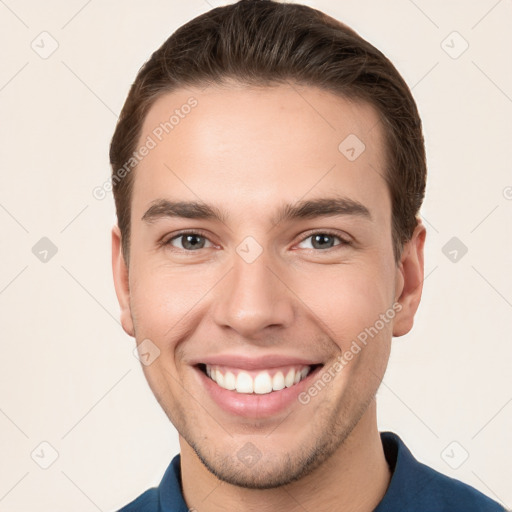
[111, 0, 426, 489]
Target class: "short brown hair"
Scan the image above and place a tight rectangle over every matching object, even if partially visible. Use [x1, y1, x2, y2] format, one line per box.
[109, 0, 426, 263]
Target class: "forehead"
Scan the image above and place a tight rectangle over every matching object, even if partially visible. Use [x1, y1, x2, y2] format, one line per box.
[132, 83, 389, 221]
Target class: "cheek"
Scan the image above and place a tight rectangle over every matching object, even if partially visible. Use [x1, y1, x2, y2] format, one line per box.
[295, 263, 394, 346]
[128, 263, 216, 342]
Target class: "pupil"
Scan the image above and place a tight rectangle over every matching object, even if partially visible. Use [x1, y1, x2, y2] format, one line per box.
[183, 235, 204, 250]
[313, 234, 333, 249]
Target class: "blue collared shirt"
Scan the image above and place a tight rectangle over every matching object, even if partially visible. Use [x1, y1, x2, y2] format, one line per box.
[117, 431, 506, 511]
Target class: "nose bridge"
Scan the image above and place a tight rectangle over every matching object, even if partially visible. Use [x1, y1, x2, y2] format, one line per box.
[211, 245, 294, 337]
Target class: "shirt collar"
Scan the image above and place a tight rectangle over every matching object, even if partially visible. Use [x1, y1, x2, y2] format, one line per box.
[373, 431, 424, 511]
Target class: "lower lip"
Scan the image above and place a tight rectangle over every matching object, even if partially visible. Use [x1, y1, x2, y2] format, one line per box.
[195, 365, 323, 419]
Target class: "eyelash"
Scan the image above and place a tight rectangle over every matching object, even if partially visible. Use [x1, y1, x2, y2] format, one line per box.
[162, 230, 352, 252]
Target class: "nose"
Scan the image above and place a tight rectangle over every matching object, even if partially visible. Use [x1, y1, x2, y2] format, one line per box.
[210, 249, 295, 340]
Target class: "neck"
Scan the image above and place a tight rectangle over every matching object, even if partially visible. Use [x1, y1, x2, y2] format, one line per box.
[180, 401, 391, 512]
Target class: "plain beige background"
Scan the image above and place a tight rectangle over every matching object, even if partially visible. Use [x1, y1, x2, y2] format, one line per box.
[0, 0, 511, 510]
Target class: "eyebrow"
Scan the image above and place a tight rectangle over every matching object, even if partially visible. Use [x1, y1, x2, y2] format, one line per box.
[141, 197, 372, 225]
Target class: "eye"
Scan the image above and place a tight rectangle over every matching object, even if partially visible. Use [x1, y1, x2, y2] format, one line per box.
[165, 231, 214, 251]
[162, 230, 350, 252]
[297, 232, 350, 250]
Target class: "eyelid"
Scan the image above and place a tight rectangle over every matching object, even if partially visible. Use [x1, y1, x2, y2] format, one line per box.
[161, 229, 352, 251]
[295, 229, 352, 248]
[161, 229, 216, 248]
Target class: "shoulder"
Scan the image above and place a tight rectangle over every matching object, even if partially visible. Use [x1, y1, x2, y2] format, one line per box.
[412, 461, 505, 511]
[377, 432, 506, 512]
[116, 488, 159, 512]
[115, 454, 187, 512]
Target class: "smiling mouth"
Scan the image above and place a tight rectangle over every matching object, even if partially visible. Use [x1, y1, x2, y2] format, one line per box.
[197, 363, 323, 395]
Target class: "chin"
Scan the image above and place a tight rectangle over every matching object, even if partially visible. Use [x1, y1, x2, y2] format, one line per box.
[193, 448, 316, 489]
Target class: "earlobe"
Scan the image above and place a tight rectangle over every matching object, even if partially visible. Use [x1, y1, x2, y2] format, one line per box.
[111, 225, 135, 337]
[392, 220, 426, 337]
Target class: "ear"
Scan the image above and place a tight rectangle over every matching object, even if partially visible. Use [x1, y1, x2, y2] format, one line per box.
[112, 225, 134, 337]
[392, 219, 426, 337]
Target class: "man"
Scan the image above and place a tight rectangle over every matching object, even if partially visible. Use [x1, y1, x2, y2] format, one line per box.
[110, 1, 505, 510]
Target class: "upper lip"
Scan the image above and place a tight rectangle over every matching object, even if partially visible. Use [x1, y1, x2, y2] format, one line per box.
[190, 354, 324, 371]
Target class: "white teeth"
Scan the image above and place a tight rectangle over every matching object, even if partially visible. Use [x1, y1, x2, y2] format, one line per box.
[254, 372, 273, 394]
[285, 369, 295, 388]
[224, 371, 236, 390]
[272, 371, 285, 391]
[205, 365, 312, 394]
[236, 371, 253, 393]
[216, 369, 224, 387]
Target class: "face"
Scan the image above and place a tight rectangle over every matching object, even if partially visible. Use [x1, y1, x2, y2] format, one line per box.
[112, 83, 424, 488]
